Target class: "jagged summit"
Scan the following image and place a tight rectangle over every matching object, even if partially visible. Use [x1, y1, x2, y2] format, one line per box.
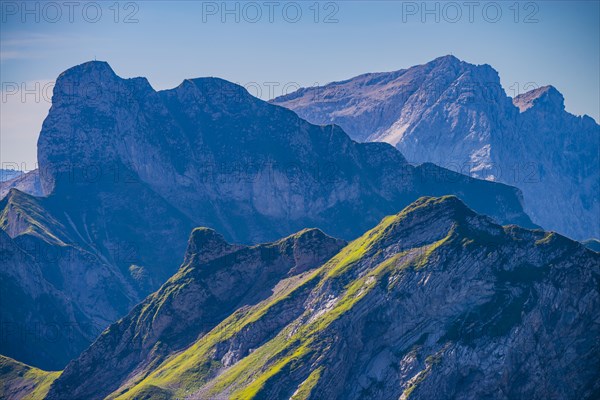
[276, 227, 338, 245]
[272, 56, 599, 240]
[169, 76, 253, 103]
[397, 195, 471, 215]
[427, 54, 463, 67]
[382, 196, 478, 236]
[54, 60, 118, 88]
[36, 60, 534, 242]
[61, 59, 114, 74]
[184, 227, 242, 265]
[513, 85, 565, 112]
[340, 196, 501, 263]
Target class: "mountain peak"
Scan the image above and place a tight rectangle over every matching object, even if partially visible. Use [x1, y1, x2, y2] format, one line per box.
[50, 60, 124, 110]
[361, 195, 501, 256]
[279, 227, 331, 243]
[394, 195, 476, 225]
[171, 77, 252, 103]
[332, 196, 489, 267]
[57, 60, 117, 81]
[430, 54, 462, 66]
[184, 227, 242, 265]
[513, 85, 565, 112]
[277, 228, 347, 273]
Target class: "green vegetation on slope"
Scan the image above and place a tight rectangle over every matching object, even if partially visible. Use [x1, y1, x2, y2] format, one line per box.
[107, 196, 473, 399]
[114, 210, 434, 399]
[0, 355, 61, 400]
[0, 189, 69, 246]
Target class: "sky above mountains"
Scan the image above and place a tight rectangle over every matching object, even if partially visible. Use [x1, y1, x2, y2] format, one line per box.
[1, 0, 599, 168]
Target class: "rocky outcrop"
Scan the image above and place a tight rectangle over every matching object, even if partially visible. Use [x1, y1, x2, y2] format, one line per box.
[47, 227, 345, 400]
[272, 55, 600, 240]
[88, 196, 599, 400]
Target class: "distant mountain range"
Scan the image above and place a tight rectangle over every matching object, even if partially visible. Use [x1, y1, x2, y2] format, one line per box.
[272, 55, 600, 241]
[0, 170, 23, 183]
[0, 170, 42, 199]
[6, 196, 597, 399]
[0, 61, 538, 370]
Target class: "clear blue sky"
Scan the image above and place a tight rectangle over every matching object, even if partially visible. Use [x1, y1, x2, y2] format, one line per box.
[1, 0, 599, 169]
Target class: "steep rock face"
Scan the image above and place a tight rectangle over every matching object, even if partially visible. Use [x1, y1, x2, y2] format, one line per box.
[47, 228, 345, 400]
[34, 60, 535, 243]
[0, 189, 138, 370]
[509, 86, 598, 241]
[0, 185, 193, 368]
[272, 56, 600, 240]
[95, 196, 599, 400]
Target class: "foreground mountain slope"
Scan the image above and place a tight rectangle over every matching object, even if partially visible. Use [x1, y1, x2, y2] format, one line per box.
[272, 55, 600, 240]
[51, 196, 598, 400]
[1, 61, 536, 369]
[47, 228, 345, 400]
[0, 356, 59, 400]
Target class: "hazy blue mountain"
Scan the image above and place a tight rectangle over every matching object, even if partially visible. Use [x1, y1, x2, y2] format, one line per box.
[0, 189, 153, 370]
[38, 196, 600, 400]
[272, 55, 600, 241]
[0, 169, 43, 199]
[1, 61, 536, 370]
[582, 238, 600, 252]
[0, 170, 23, 182]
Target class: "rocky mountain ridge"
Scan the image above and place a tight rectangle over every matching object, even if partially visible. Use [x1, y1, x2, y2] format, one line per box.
[46, 228, 345, 400]
[272, 55, 600, 240]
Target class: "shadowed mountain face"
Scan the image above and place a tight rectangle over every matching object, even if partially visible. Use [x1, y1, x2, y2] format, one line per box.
[272, 55, 600, 241]
[42, 196, 600, 400]
[0, 228, 98, 371]
[36, 60, 535, 243]
[1, 61, 536, 370]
